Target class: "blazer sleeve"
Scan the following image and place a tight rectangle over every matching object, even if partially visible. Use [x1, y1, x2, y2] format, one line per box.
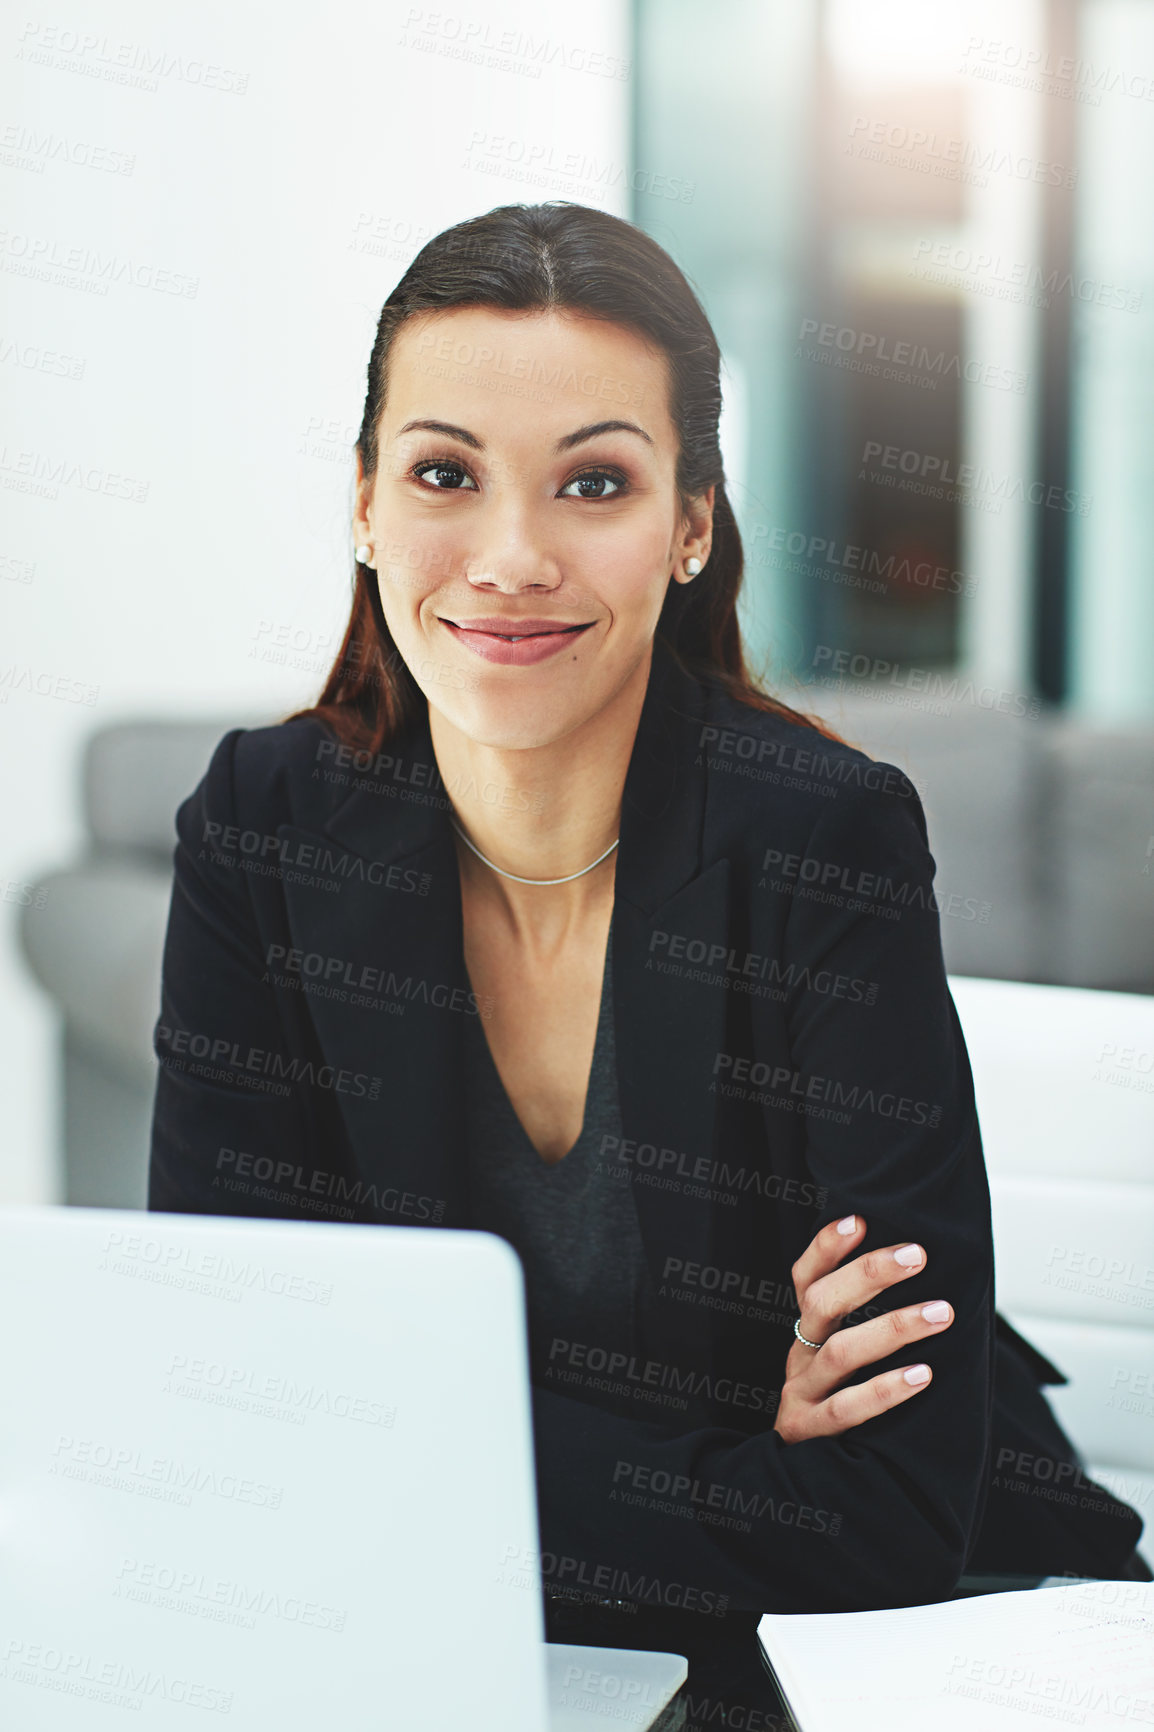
[148, 729, 360, 1218]
[529, 772, 996, 1615]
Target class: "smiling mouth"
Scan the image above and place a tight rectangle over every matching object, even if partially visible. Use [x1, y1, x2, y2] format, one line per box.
[441, 621, 595, 643]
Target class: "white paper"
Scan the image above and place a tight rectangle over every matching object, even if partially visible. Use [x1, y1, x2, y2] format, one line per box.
[758, 1580, 1154, 1732]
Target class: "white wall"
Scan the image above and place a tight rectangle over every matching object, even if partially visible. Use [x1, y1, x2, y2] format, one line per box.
[1, 0, 631, 1200]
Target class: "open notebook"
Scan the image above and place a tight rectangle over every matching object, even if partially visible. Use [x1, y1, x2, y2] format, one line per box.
[758, 1580, 1153, 1732]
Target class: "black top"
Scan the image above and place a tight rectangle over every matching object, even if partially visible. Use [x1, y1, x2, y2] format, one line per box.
[462, 919, 662, 1423]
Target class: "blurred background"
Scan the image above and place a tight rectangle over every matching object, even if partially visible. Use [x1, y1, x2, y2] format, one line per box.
[3, 0, 1154, 1210]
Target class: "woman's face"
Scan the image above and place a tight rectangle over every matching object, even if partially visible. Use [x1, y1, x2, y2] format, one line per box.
[352, 306, 713, 751]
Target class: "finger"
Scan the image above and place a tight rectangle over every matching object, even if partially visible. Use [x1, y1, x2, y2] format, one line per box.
[808, 1364, 934, 1439]
[790, 1213, 866, 1300]
[801, 1300, 953, 1396]
[800, 1240, 928, 1344]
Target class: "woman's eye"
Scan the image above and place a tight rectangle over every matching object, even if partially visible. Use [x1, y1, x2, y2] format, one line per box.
[559, 469, 627, 500]
[411, 460, 478, 492]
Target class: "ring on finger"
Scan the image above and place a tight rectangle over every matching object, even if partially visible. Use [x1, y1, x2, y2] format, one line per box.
[793, 1317, 823, 1350]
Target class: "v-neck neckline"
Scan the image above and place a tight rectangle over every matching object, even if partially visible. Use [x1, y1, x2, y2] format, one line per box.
[468, 922, 613, 1167]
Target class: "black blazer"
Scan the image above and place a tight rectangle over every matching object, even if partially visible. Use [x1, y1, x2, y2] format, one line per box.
[149, 635, 1144, 1615]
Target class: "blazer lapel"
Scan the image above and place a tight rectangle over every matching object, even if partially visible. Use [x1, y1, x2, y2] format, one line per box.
[612, 641, 730, 1361]
[277, 770, 472, 1226]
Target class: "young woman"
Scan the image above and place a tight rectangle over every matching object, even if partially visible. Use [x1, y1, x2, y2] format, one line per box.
[149, 202, 1146, 1672]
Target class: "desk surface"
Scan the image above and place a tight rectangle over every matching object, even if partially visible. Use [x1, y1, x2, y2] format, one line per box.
[545, 1574, 1074, 1732]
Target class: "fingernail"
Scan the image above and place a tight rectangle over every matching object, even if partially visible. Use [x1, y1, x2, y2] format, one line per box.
[837, 1215, 857, 1235]
[921, 1301, 950, 1323]
[904, 1365, 931, 1386]
[894, 1244, 923, 1267]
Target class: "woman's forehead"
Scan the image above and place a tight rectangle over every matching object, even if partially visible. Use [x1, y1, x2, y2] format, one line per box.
[384, 307, 672, 436]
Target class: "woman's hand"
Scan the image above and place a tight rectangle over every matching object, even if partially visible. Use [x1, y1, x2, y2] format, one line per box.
[773, 1214, 954, 1444]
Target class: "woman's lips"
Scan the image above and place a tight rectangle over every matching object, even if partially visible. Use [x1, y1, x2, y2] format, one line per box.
[439, 618, 595, 666]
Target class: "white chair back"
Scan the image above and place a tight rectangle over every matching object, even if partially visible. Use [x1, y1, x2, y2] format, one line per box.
[947, 974, 1154, 1535]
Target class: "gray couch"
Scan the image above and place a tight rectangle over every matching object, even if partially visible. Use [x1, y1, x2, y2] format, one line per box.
[19, 718, 267, 1209]
[797, 686, 1154, 990]
[17, 693, 1154, 1210]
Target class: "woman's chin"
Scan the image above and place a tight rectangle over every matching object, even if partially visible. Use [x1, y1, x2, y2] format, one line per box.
[435, 699, 583, 753]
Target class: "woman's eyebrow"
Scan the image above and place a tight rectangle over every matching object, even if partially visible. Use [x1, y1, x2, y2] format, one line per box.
[395, 417, 654, 453]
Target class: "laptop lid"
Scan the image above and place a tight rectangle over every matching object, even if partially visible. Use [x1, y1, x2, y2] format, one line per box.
[0, 1204, 550, 1730]
[546, 1644, 689, 1730]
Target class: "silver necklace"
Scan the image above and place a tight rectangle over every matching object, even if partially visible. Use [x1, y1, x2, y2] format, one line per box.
[448, 815, 619, 885]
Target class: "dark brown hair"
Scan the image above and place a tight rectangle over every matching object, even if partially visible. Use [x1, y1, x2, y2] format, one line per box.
[290, 201, 847, 751]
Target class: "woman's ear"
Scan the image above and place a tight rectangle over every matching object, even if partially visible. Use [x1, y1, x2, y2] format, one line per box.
[352, 450, 373, 546]
[673, 483, 715, 582]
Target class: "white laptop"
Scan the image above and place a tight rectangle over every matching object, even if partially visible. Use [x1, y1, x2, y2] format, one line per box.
[0, 1205, 687, 1730]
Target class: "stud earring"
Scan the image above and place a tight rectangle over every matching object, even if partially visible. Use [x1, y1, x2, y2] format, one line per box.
[685, 556, 703, 577]
[355, 544, 373, 565]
